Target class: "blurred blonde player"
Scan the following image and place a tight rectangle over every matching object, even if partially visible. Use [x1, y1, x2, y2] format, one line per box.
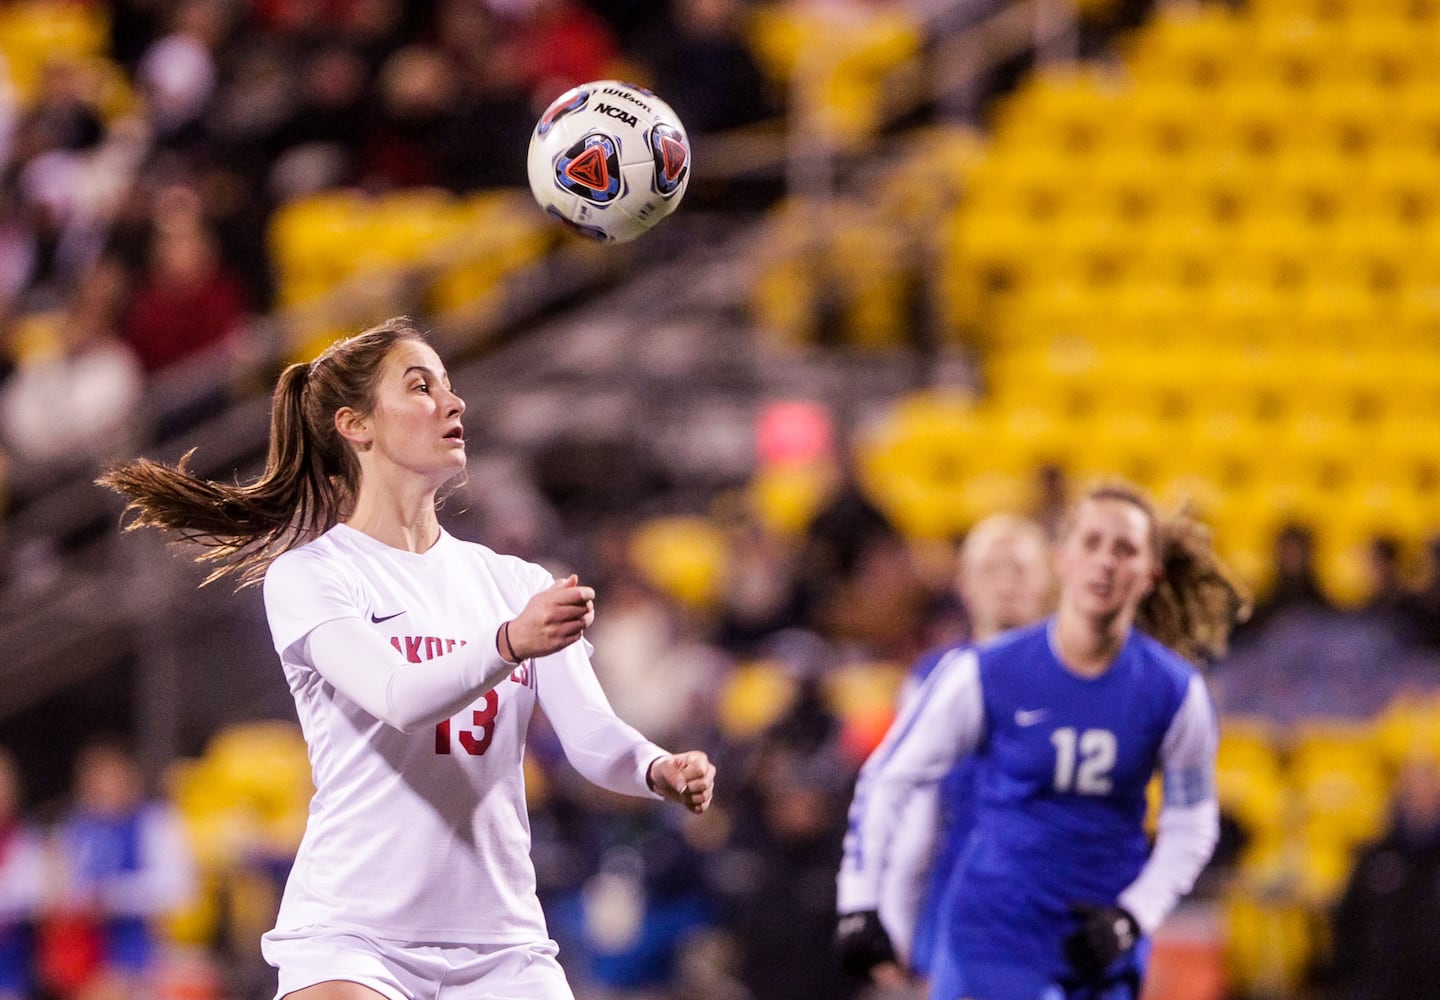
[850, 515, 1055, 986]
[100, 318, 716, 1000]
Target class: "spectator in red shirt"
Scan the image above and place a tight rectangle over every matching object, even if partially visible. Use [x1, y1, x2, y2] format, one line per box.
[121, 210, 247, 375]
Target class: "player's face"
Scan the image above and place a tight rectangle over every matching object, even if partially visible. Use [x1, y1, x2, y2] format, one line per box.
[1054, 497, 1157, 621]
[959, 531, 1051, 640]
[364, 341, 467, 484]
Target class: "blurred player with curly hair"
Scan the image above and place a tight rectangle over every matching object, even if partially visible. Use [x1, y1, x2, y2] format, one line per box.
[838, 480, 1247, 1000]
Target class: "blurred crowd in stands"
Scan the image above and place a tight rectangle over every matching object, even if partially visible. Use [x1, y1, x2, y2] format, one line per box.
[0, 0, 778, 510]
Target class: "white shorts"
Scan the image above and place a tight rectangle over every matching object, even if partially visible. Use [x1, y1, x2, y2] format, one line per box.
[263, 927, 573, 1000]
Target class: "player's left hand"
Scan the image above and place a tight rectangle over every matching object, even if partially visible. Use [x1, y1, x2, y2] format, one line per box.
[1064, 902, 1139, 978]
[648, 751, 715, 814]
[835, 909, 899, 981]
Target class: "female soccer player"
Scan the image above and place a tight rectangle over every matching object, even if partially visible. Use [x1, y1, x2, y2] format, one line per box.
[100, 318, 716, 1000]
[836, 481, 1247, 1000]
[867, 514, 1055, 982]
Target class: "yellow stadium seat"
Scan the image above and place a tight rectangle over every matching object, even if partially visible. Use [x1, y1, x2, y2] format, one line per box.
[1222, 889, 1316, 997]
[953, 469, 1033, 525]
[1124, 6, 1250, 90]
[627, 516, 730, 611]
[746, 4, 922, 141]
[1375, 694, 1440, 766]
[1358, 152, 1440, 229]
[990, 69, 1125, 155]
[1336, 17, 1433, 90]
[0, 1, 109, 104]
[718, 660, 798, 741]
[989, 405, 1073, 471]
[749, 462, 836, 537]
[1216, 84, 1306, 158]
[1216, 717, 1286, 836]
[1304, 83, 1390, 158]
[1248, 0, 1419, 22]
[1123, 83, 1221, 157]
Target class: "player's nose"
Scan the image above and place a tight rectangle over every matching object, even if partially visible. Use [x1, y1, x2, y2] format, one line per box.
[445, 387, 466, 418]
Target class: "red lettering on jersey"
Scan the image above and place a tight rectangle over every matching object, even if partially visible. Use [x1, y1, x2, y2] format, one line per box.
[392, 635, 467, 665]
[509, 662, 532, 687]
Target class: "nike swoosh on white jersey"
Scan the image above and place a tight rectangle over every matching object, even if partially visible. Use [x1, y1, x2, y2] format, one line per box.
[1014, 708, 1049, 726]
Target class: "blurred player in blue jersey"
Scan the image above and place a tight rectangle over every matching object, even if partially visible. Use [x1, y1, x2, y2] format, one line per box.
[837, 480, 1248, 1000]
[878, 514, 1054, 983]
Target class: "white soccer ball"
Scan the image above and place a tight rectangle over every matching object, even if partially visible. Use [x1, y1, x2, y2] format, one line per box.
[526, 80, 691, 244]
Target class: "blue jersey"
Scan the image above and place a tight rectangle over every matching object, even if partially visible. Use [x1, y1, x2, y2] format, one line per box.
[839, 619, 1219, 987]
[946, 623, 1200, 973]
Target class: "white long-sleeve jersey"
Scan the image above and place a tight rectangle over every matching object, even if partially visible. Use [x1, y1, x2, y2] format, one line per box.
[262, 523, 667, 944]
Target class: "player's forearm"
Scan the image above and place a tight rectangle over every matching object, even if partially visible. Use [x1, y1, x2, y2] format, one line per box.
[560, 715, 667, 798]
[537, 647, 667, 798]
[1118, 798, 1220, 934]
[305, 618, 513, 732]
[838, 777, 916, 913]
[877, 785, 942, 959]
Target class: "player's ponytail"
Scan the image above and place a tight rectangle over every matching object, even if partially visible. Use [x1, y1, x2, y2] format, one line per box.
[98, 317, 426, 588]
[1078, 480, 1251, 665]
[1144, 505, 1251, 664]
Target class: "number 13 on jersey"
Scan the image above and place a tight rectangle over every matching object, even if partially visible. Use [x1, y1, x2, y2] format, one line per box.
[435, 690, 499, 755]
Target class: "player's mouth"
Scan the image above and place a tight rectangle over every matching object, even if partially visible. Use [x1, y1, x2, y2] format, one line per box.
[444, 425, 465, 446]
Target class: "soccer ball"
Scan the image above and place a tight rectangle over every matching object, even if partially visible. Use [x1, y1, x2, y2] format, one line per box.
[526, 80, 691, 243]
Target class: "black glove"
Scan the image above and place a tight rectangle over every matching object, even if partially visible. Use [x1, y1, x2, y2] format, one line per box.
[1063, 903, 1139, 977]
[835, 909, 897, 979]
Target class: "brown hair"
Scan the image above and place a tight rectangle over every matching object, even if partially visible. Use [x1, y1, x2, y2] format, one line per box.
[97, 317, 427, 589]
[1065, 479, 1251, 664]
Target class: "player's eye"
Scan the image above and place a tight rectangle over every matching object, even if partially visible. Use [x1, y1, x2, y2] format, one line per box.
[414, 381, 430, 393]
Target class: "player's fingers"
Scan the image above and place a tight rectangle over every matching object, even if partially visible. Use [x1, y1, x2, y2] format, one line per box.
[680, 752, 712, 778]
[551, 585, 595, 606]
[685, 785, 712, 813]
[683, 768, 714, 794]
[548, 574, 579, 591]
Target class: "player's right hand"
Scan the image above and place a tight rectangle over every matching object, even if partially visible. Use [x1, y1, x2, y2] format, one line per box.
[835, 909, 899, 981]
[504, 575, 595, 660]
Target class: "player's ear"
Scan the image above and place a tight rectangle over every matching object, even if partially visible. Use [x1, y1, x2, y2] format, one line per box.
[1143, 562, 1163, 597]
[335, 407, 372, 447]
